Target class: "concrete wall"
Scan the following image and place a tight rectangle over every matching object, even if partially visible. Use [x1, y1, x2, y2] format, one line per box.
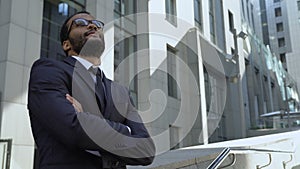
[0, 0, 43, 168]
[286, 0, 300, 95]
[265, 0, 292, 58]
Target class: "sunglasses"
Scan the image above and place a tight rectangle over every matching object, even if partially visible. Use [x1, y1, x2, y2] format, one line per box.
[67, 18, 105, 36]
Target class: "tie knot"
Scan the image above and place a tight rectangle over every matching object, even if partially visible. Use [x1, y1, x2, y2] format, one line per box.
[89, 67, 102, 77]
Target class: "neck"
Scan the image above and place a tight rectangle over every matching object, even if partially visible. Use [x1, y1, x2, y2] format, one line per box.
[80, 55, 101, 66]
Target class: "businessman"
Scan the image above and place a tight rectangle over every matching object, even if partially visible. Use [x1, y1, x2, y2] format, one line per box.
[28, 11, 155, 169]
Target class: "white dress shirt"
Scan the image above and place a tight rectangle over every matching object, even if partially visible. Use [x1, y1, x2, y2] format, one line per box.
[72, 56, 101, 83]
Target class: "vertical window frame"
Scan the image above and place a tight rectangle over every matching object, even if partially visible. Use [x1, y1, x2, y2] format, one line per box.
[209, 0, 216, 43]
[278, 37, 285, 47]
[165, 0, 177, 26]
[194, 0, 203, 31]
[228, 10, 234, 32]
[297, 0, 300, 11]
[276, 22, 284, 32]
[167, 44, 179, 99]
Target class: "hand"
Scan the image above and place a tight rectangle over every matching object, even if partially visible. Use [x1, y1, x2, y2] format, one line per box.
[66, 94, 83, 112]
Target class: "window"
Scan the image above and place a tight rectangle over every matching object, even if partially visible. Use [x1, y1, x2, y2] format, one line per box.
[114, 35, 138, 104]
[58, 3, 68, 16]
[209, 0, 216, 43]
[246, 0, 251, 23]
[40, 0, 86, 60]
[251, 4, 255, 30]
[278, 37, 285, 47]
[228, 10, 234, 32]
[167, 45, 178, 98]
[114, 0, 122, 15]
[274, 0, 280, 2]
[297, 0, 300, 11]
[204, 67, 211, 112]
[275, 7, 282, 17]
[114, 0, 136, 18]
[241, 0, 245, 17]
[280, 53, 286, 63]
[114, 0, 138, 104]
[194, 0, 203, 30]
[166, 0, 177, 25]
[209, 0, 226, 51]
[276, 22, 284, 32]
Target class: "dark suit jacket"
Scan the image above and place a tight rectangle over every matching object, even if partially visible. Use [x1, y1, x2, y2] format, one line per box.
[28, 57, 155, 169]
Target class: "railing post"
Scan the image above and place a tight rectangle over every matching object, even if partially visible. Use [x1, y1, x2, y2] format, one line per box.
[256, 153, 272, 169]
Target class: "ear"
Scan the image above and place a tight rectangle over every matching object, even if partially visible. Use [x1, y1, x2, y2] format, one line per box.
[62, 40, 72, 52]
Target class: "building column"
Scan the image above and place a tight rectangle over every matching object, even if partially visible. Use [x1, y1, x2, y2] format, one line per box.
[0, 0, 43, 168]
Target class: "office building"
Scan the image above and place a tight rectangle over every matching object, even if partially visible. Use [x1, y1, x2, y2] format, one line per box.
[0, 0, 299, 168]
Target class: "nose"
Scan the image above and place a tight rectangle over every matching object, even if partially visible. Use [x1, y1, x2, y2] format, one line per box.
[87, 22, 98, 31]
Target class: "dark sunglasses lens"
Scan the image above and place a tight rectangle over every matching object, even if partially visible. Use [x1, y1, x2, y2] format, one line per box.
[92, 20, 104, 28]
[74, 18, 88, 26]
[73, 18, 104, 28]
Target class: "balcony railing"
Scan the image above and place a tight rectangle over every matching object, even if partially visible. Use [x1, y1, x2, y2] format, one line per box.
[128, 130, 300, 169]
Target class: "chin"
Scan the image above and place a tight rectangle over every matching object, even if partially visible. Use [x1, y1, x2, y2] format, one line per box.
[80, 38, 105, 57]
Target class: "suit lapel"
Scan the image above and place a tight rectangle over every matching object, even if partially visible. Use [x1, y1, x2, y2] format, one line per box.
[64, 57, 96, 93]
[64, 57, 104, 116]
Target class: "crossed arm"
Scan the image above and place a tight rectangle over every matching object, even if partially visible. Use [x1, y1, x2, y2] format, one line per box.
[28, 59, 155, 165]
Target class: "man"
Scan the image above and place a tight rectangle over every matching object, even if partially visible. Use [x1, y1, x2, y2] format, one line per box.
[28, 11, 155, 169]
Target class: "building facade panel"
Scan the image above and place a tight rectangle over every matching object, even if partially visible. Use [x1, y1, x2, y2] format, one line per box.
[0, 0, 43, 168]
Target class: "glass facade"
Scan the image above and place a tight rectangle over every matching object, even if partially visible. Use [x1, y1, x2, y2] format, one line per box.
[114, 0, 136, 17]
[40, 0, 86, 60]
[114, 0, 138, 105]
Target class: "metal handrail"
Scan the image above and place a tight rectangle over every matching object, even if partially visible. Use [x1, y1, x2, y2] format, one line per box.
[206, 147, 295, 169]
[218, 153, 236, 169]
[206, 147, 231, 169]
[0, 139, 12, 169]
[282, 155, 293, 169]
[256, 153, 272, 169]
[230, 148, 295, 154]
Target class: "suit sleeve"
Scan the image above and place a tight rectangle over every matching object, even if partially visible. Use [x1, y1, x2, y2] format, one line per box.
[125, 96, 151, 138]
[126, 99, 156, 165]
[28, 59, 130, 150]
[28, 59, 155, 166]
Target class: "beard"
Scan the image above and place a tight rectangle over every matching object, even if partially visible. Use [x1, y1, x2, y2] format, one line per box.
[69, 33, 105, 58]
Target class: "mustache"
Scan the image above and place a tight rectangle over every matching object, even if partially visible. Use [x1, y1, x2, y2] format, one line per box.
[84, 30, 97, 37]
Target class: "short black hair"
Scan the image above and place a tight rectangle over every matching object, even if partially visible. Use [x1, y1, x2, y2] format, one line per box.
[60, 11, 91, 45]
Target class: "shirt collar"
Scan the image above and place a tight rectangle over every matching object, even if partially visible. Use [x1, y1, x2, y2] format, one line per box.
[72, 56, 101, 70]
[72, 56, 104, 80]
